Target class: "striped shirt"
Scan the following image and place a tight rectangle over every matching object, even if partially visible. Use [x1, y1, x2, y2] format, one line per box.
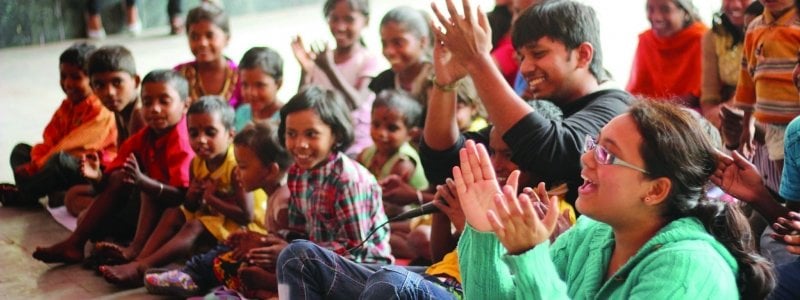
[734, 7, 800, 125]
[287, 152, 393, 264]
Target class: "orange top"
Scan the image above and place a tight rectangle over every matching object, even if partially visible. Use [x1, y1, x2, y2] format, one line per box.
[28, 94, 117, 173]
[627, 22, 708, 106]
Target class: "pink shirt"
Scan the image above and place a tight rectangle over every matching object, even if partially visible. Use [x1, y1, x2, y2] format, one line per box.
[308, 48, 381, 156]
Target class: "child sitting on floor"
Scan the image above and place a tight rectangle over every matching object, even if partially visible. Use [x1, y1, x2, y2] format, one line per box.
[63, 45, 146, 217]
[3, 42, 117, 207]
[144, 122, 292, 298]
[233, 47, 284, 131]
[292, 0, 380, 156]
[97, 95, 267, 287]
[174, 2, 241, 106]
[32, 70, 195, 279]
[357, 89, 430, 261]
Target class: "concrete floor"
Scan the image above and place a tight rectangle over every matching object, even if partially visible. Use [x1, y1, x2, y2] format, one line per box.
[0, 0, 693, 298]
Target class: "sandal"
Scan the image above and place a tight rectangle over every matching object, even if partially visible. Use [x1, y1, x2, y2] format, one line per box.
[144, 268, 200, 297]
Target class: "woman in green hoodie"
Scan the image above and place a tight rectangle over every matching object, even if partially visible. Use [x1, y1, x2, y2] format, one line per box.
[453, 100, 775, 299]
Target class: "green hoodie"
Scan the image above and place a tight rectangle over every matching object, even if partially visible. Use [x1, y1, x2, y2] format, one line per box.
[458, 216, 739, 299]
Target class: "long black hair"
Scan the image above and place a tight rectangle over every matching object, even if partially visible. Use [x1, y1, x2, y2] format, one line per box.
[630, 101, 775, 299]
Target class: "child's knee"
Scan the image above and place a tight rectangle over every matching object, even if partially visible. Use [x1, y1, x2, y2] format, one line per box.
[65, 185, 93, 217]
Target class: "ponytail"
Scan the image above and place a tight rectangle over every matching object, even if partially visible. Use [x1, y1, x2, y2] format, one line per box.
[688, 201, 776, 299]
[629, 101, 775, 300]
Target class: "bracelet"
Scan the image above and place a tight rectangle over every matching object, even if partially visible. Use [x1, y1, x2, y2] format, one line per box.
[430, 75, 458, 92]
[157, 183, 164, 198]
[416, 190, 424, 204]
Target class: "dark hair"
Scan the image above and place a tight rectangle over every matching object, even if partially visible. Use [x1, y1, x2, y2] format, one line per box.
[712, 1, 763, 49]
[487, 4, 512, 49]
[60, 43, 96, 73]
[239, 47, 283, 82]
[141, 69, 190, 101]
[373, 89, 422, 128]
[512, 0, 605, 82]
[324, 0, 369, 18]
[380, 6, 431, 46]
[87, 45, 137, 77]
[188, 95, 235, 130]
[234, 122, 293, 171]
[278, 86, 354, 152]
[629, 101, 775, 299]
[186, 2, 230, 36]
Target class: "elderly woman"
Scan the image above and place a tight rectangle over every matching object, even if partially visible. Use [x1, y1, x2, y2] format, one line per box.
[455, 100, 775, 299]
[627, 0, 707, 109]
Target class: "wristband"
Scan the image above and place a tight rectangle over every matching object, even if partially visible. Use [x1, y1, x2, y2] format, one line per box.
[430, 75, 458, 92]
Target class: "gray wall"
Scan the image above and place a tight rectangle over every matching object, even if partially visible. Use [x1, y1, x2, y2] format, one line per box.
[0, 0, 321, 49]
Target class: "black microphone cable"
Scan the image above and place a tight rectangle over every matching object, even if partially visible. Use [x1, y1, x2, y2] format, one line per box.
[346, 201, 445, 254]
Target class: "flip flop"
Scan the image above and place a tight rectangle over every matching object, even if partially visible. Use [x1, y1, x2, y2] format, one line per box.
[144, 268, 200, 297]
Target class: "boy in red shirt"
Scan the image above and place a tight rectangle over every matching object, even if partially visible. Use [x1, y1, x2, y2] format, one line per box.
[32, 69, 194, 267]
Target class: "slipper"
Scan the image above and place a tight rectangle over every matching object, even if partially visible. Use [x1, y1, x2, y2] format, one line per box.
[92, 242, 130, 264]
[144, 268, 200, 297]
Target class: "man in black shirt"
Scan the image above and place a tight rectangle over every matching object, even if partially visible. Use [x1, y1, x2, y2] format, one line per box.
[422, 0, 632, 204]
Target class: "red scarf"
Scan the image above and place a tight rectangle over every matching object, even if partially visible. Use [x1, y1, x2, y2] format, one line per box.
[626, 22, 708, 105]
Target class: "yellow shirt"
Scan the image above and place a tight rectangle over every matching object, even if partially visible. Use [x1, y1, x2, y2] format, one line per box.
[183, 145, 267, 240]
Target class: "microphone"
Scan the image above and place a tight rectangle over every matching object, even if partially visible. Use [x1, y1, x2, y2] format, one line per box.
[388, 201, 444, 222]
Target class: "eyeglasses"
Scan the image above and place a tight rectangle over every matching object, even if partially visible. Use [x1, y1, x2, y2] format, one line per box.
[583, 135, 649, 174]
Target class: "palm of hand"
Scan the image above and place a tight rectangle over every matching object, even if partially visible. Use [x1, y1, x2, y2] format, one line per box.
[458, 178, 500, 231]
[719, 162, 763, 202]
[312, 48, 334, 70]
[431, 0, 492, 64]
[290, 37, 314, 71]
[433, 43, 467, 84]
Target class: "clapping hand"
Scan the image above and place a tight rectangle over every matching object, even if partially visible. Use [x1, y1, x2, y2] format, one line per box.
[452, 140, 502, 231]
[524, 183, 573, 243]
[310, 41, 335, 73]
[291, 35, 315, 74]
[433, 178, 466, 233]
[488, 173, 559, 255]
[431, 0, 492, 69]
[120, 153, 143, 186]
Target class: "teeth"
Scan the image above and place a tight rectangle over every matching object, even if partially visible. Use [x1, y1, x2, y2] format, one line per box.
[529, 77, 544, 87]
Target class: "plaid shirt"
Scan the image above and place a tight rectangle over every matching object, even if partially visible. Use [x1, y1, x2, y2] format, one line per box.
[287, 152, 393, 264]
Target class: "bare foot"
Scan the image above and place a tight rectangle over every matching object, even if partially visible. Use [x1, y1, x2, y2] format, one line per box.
[99, 262, 144, 287]
[92, 241, 135, 263]
[239, 265, 277, 298]
[32, 241, 84, 264]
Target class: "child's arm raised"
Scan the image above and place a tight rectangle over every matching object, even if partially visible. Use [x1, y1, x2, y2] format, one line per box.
[291, 35, 315, 90]
[200, 166, 255, 226]
[310, 43, 371, 111]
